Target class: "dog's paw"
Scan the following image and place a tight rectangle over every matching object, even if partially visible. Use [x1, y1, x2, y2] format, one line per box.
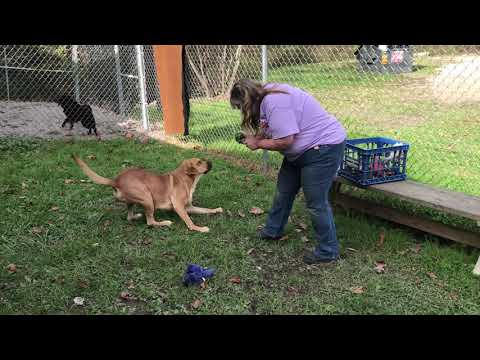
[213, 208, 223, 214]
[128, 213, 143, 221]
[195, 226, 210, 233]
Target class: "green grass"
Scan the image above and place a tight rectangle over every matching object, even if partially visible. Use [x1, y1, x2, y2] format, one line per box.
[1, 137, 479, 315]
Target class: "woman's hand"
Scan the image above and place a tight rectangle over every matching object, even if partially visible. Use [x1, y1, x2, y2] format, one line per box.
[244, 136, 260, 151]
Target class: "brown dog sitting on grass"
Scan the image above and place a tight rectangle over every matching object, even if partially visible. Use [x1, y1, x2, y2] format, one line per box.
[72, 155, 223, 233]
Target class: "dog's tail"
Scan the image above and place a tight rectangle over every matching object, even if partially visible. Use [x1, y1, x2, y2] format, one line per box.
[72, 155, 114, 187]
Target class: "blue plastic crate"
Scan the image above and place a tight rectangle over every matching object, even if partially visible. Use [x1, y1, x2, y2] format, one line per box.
[338, 137, 409, 186]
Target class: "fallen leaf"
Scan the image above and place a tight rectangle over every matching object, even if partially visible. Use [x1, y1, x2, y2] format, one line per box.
[378, 230, 385, 247]
[247, 248, 256, 256]
[127, 280, 136, 289]
[256, 266, 262, 271]
[92, 243, 100, 247]
[87, 155, 97, 160]
[427, 272, 437, 280]
[350, 286, 365, 294]
[21, 182, 28, 189]
[47, 220, 54, 225]
[279, 235, 289, 241]
[190, 299, 202, 310]
[415, 277, 422, 286]
[413, 244, 422, 253]
[31, 226, 43, 234]
[238, 211, 246, 218]
[162, 251, 176, 259]
[102, 220, 112, 231]
[73, 297, 85, 306]
[78, 280, 89, 289]
[119, 291, 131, 300]
[245, 177, 251, 182]
[6, 264, 17, 274]
[64, 179, 75, 184]
[287, 286, 299, 296]
[448, 292, 459, 301]
[229, 276, 241, 284]
[301, 236, 309, 243]
[249, 207, 265, 215]
[374, 261, 386, 274]
[298, 222, 308, 231]
[50, 206, 60, 212]
[295, 229, 302, 233]
[142, 238, 152, 246]
[346, 247, 358, 252]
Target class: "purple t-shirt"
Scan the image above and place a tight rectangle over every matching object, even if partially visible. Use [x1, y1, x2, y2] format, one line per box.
[260, 83, 346, 161]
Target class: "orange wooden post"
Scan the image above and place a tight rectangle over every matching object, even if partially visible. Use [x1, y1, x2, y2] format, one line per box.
[152, 45, 185, 135]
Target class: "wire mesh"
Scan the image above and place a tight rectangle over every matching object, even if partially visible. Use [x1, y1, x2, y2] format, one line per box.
[0, 45, 144, 139]
[181, 45, 480, 196]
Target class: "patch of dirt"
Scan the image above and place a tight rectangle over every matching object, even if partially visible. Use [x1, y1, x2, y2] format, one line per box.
[430, 56, 480, 104]
[0, 101, 144, 139]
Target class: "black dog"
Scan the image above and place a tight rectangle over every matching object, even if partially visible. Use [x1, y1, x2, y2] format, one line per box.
[56, 95, 98, 136]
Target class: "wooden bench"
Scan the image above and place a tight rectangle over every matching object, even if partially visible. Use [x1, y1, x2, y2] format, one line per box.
[331, 177, 480, 274]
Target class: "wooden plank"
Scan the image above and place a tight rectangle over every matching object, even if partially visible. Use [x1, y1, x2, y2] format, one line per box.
[335, 178, 480, 222]
[333, 192, 480, 248]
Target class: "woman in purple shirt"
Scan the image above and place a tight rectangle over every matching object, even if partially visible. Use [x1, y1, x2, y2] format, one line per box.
[230, 79, 347, 264]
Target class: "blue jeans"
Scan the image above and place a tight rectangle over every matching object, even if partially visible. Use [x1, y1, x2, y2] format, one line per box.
[263, 141, 346, 261]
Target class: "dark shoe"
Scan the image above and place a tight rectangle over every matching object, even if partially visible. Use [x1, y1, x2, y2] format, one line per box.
[303, 251, 338, 265]
[257, 230, 283, 241]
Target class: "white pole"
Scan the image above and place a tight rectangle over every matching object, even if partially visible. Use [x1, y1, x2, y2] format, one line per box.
[262, 45, 268, 84]
[71, 45, 80, 102]
[113, 45, 125, 116]
[261, 45, 269, 173]
[474, 221, 480, 276]
[473, 256, 480, 276]
[135, 45, 149, 131]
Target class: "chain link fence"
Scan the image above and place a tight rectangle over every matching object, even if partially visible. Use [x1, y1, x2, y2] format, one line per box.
[179, 45, 480, 197]
[1, 45, 479, 197]
[0, 45, 152, 139]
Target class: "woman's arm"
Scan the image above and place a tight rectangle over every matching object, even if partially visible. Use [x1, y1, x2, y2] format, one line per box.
[244, 135, 294, 151]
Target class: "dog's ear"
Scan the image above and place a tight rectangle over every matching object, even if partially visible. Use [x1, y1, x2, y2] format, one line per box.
[185, 164, 198, 175]
[183, 159, 199, 175]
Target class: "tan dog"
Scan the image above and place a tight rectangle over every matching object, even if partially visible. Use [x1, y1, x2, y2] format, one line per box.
[72, 155, 222, 233]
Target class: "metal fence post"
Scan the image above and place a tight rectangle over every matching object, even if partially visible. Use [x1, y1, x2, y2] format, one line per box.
[136, 45, 149, 131]
[3, 47, 10, 102]
[71, 45, 80, 102]
[261, 45, 270, 173]
[113, 45, 125, 116]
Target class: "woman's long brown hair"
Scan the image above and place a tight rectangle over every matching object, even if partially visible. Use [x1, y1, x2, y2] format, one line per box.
[230, 79, 288, 134]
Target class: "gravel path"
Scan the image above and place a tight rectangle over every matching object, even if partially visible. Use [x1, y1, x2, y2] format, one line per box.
[0, 101, 142, 139]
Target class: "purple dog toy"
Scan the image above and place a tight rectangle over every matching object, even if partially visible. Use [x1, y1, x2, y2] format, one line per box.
[183, 264, 216, 286]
